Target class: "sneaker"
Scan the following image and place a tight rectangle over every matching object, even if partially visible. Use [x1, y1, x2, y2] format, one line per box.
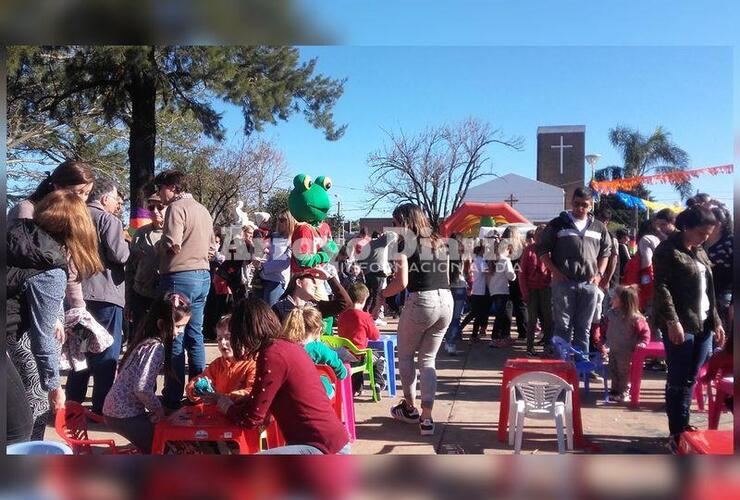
[419, 418, 435, 436]
[525, 349, 537, 357]
[390, 401, 420, 424]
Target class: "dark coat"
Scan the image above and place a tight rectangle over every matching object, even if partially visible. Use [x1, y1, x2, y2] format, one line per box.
[653, 231, 722, 336]
[6, 220, 67, 339]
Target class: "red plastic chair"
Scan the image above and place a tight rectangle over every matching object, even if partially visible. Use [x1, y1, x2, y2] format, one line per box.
[55, 401, 140, 455]
[708, 376, 733, 429]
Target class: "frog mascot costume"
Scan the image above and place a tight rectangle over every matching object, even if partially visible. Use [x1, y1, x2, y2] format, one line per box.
[288, 174, 338, 273]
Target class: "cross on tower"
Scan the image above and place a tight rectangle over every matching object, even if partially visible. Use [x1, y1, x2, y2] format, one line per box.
[551, 135, 573, 175]
[504, 194, 519, 207]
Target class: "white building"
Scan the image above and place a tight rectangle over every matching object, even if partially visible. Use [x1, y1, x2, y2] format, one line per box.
[463, 173, 565, 223]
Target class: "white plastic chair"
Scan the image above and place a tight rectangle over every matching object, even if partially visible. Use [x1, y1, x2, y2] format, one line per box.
[507, 371, 574, 454]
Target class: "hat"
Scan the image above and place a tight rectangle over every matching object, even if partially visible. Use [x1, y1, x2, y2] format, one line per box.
[147, 193, 162, 203]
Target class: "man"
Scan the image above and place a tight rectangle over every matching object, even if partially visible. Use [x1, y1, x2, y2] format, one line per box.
[537, 187, 612, 365]
[66, 179, 130, 417]
[359, 230, 397, 327]
[155, 169, 217, 409]
[125, 193, 165, 334]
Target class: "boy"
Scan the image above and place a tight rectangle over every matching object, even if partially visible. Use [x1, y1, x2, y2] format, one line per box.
[337, 283, 387, 398]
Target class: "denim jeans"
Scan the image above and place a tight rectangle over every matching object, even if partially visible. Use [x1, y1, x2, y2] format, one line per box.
[159, 270, 211, 407]
[65, 300, 123, 414]
[444, 287, 468, 346]
[262, 279, 286, 307]
[663, 331, 712, 436]
[551, 280, 599, 360]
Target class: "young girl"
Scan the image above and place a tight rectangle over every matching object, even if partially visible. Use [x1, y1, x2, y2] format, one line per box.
[488, 242, 516, 348]
[103, 293, 192, 453]
[185, 314, 256, 404]
[281, 306, 347, 398]
[602, 286, 651, 403]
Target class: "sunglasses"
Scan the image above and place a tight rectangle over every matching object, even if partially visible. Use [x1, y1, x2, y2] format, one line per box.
[148, 204, 164, 212]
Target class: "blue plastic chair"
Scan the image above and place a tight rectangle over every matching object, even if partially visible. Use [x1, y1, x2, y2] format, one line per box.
[551, 336, 609, 401]
[7, 440, 73, 455]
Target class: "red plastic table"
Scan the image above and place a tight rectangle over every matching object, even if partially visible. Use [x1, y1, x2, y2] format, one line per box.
[678, 430, 733, 455]
[151, 404, 261, 454]
[498, 358, 596, 450]
[628, 341, 666, 409]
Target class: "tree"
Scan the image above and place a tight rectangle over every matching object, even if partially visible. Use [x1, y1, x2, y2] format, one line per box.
[264, 188, 291, 222]
[608, 125, 691, 199]
[366, 118, 523, 228]
[8, 46, 347, 209]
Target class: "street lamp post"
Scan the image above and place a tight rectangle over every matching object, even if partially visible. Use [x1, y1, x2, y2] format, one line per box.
[585, 153, 602, 182]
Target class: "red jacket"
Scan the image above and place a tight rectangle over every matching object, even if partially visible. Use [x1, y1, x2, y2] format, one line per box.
[518, 244, 551, 297]
[337, 308, 380, 349]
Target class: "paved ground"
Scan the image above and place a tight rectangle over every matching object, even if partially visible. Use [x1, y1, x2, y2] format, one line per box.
[48, 319, 732, 454]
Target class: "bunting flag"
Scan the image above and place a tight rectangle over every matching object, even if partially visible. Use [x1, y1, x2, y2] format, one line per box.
[128, 207, 152, 235]
[612, 191, 683, 213]
[591, 164, 733, 194]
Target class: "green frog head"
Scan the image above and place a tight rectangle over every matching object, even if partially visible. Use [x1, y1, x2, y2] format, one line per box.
[288, 174, 332, 225]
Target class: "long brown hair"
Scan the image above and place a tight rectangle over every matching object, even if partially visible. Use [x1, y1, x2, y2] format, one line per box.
[280, 306, 324, 343]
[33, 190, 103, 280]
[120, 292, 191, 381]
[614, 285, 643, 320]
[392, 203, 441, 250]
[277, 210, 297, 238]
[29, 160, 95, 203]
[229, 298, 283, 359]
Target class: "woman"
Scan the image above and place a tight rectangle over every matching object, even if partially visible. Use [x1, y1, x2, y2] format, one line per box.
[7, 160, 95, 316]
[500, 226, 528, 340]
[7, 190, 103, 439]
[217, 298, 350, 454]
[704, 205, 732, 334]
[260, 210, 296, 306]
[380, 203, 452, 436]
[653, 205, 725, 452]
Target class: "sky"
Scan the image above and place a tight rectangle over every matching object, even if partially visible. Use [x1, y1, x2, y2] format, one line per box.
[216, 45, 733, 219]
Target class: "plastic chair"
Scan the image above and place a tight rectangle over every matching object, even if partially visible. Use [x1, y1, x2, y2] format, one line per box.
[7, 440, 73, 455]
[55, 401, 140, 455]
[316, 364, 355, 441]
[708, 376, 733, 430]
[507, 371, 574, 454]
[551, 337, 609, 401]
[321, 335, 379, 402]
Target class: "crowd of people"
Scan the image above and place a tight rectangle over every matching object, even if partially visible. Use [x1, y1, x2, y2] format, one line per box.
[5, 159, 733, 454]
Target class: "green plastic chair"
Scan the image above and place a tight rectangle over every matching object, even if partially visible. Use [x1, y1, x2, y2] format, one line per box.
[321, 335, 379, 402]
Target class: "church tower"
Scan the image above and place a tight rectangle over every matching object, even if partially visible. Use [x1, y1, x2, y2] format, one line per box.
[536, 126, 585, 209]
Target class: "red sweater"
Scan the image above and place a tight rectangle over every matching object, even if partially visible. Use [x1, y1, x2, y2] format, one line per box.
[337, 308, 380, 349]
[518, 244, 552, 297]
[226, 339, 348, 454]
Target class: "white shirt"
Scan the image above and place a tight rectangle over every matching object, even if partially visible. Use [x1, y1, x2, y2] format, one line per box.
[487, 257, 516, 296]
[568, 212, 589, 232]
[638, 234, 661, 269]
[695, 260, 710, 323]
[470, 255, 489, 296]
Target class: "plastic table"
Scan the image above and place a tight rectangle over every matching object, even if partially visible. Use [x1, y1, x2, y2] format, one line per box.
[151, 404, 261, 455]
[498, 358, 596, 450]
[628, 341, 666, 409]
[678, 430, 733, 455]
[368, 334, 398, 397]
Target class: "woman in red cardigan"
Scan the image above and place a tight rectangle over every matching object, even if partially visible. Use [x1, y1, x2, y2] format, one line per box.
[216, 298, 350, 454]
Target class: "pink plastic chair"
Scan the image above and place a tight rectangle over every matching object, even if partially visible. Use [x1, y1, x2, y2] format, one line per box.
[316, 363, 356, 442]
[708, 376, 733, 430]
[629, 343, 705, 409]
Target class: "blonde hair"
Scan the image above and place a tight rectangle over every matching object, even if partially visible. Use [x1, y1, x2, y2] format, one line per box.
[614, 285, 643, 320]
[281, 306, 324, 343]
[278, 210, 297, 238]
[33, 190, 104, 280]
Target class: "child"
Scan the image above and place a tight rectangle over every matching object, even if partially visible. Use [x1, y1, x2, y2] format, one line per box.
[337, 283, 387, 397]
[103, 293, 192, 453]
[602, 285, 651, 403]
[488, 243, 516, 348]
[281, 306, 348, 398]
[458, 244, 491, 342]
[185, 314, 256, 404]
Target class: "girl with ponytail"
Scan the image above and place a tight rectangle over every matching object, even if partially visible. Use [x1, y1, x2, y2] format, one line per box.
[102, 293, 192, 453]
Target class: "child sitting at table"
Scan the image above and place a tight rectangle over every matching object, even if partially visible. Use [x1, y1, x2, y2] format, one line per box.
[601, 285, 651, 403]
[185, 314, 256, 404]
[337, 283, 387, 397]
[282, 306, 347, 398]
[103, 293, 192, 453]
